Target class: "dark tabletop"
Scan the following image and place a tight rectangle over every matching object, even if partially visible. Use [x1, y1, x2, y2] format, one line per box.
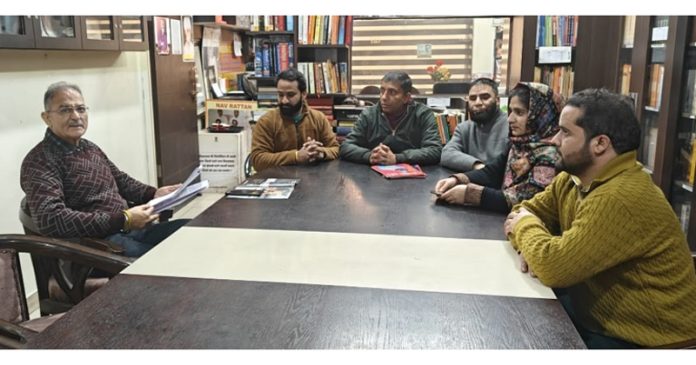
[27, 160, 585, 349]
[191, 160, 507, 240]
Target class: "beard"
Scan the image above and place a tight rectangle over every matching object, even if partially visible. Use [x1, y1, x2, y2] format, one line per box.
[470, 102, 498, 124]
[557, 142, 593, 176]
[280, 97, 303, 118]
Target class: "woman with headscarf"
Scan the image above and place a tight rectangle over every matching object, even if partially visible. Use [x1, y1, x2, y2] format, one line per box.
[434, 82, 562, 213]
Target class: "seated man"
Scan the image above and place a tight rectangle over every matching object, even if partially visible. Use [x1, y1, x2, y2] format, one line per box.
[339, 71, 442, 165]
[250, 68, 339, 171]
[21, 82, 189, 258]
[504, 88, 696, 348]
[440, 77, 509, 172]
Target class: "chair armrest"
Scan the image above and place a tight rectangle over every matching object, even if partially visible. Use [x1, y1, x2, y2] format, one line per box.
[0, 319, 37, 349]
[80, 237, 125, 254]
[0, 235, 133, 274]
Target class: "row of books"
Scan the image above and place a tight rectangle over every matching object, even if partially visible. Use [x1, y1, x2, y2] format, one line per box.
[534, 65, 575, 99]
[435, 113, 463, 145]
[250, 16, 294, 32]
[297, 16, 353, 46]
[646, 63, 665, 109]
[535, 16, 578, 48]
[681, 69, 696, 116]
[333, 104, 365, 144]
[307, 96, 335, 123]
[253, 40, 295, 78]
[297, 61, 349, 95]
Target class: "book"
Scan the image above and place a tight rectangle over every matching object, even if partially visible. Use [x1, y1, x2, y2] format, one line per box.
[148, 165, 209, 213]
[371, 164, 427, 179]
[225, 178, 300, 199]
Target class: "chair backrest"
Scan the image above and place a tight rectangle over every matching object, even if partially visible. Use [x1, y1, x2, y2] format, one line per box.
[0, 249, 29, 324]
[244, 154, 253, 178]
[19, 198, 40, 236]
[359, 85, 380, 95]
[432, 82, 471, 95]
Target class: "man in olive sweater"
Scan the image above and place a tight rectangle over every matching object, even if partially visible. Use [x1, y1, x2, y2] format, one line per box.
[250, 68, 339, 171]
[504, 88, 696, 348]
[339, 71, 442, 165]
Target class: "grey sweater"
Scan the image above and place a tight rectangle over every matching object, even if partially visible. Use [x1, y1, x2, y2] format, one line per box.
[440, 108, 509, 172]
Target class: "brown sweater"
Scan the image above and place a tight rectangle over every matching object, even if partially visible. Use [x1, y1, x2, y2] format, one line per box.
[250, 102, 339, 171]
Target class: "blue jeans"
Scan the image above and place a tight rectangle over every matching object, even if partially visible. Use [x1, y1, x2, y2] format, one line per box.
[106, 219, 190, 257]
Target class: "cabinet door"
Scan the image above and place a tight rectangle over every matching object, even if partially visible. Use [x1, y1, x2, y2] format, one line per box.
[0, 16, 35, 48]
[118, 16, 149, 51]
[80, 16, 119, 50]
[148, 17, 200, 186]
[33, 16, 82, 49]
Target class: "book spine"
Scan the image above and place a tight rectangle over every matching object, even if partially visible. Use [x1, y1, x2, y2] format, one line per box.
[287, 16, 294, 32]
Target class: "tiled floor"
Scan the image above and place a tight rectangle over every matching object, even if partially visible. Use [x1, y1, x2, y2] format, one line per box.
[29, 192, 224, 319]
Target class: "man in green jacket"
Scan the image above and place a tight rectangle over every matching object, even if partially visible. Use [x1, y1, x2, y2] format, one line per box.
[504, 88, 696, 348]
[339, 71, 442, 165]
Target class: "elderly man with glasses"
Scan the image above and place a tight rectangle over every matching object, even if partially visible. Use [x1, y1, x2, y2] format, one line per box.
[440, 77, 509, 172]
[20, 81, 189, 257]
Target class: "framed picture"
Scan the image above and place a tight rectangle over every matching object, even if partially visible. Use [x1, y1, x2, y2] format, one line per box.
[154, 16, 170, 55]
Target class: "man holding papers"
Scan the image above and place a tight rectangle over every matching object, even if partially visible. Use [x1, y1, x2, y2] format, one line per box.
[21, 82, 189, 257]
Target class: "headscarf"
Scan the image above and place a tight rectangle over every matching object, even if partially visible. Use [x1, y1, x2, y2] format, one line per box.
[502, 82, 563, 206]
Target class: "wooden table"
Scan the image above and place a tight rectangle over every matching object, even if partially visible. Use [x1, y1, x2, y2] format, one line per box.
[27, 161, 585, 349]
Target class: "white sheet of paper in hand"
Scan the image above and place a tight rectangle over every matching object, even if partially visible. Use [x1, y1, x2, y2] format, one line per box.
[148, 165, 202, 212]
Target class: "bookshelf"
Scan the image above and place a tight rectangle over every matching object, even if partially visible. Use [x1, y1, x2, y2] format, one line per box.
[242, 15, 353, 108]
[520, 16, 624, 98]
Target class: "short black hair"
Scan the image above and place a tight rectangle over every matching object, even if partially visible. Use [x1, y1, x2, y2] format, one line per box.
[470, 77, 499, 97]
[276, 68, 307, 93]
[566, 88, 641, 154]
[381, 71, 412, 94]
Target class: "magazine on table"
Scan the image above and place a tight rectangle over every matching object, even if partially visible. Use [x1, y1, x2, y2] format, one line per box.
[225, 178, 300, 199]
[371, 163, 427, 179]
[148, 165, 209, 212]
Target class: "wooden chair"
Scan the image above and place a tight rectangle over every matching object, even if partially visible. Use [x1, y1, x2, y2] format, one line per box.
[0, 234, 132, 349]
[19, 197, 128, 315]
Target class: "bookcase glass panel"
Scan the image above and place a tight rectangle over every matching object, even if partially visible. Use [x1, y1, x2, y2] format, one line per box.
[0, 16, 26, 35]
[637, 17, 670, 172]
[121, 16, 144, 42]
[85, 16, 114, 41]
[673, 42, 696, 237]
[39, 16, 76, 38]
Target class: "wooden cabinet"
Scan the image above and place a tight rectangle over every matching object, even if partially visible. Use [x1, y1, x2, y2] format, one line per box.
[0, 16, 35, 48]
[0, 16, 148, 51]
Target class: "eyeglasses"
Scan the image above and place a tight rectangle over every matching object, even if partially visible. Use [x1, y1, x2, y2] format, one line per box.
[467, 93, 493, 102]
[48, 105, 89, 117]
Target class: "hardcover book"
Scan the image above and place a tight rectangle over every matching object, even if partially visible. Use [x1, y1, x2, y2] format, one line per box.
[371, 164, 427, 179]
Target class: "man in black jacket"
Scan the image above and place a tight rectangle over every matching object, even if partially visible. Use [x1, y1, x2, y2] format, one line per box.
[339, 72, 442, 165]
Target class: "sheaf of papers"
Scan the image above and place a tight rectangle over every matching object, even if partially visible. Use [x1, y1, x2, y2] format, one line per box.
[148, 166, 209, 213]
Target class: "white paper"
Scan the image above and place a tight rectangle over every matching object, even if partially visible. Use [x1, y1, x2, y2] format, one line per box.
[169, 18, 182, 55]
[538, 46, 572, 64]
[148, 165, 207, 212]
[427, 97, 450, 108]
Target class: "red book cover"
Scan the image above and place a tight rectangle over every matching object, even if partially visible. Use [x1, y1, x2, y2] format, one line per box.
[371, 164, 427, 179]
